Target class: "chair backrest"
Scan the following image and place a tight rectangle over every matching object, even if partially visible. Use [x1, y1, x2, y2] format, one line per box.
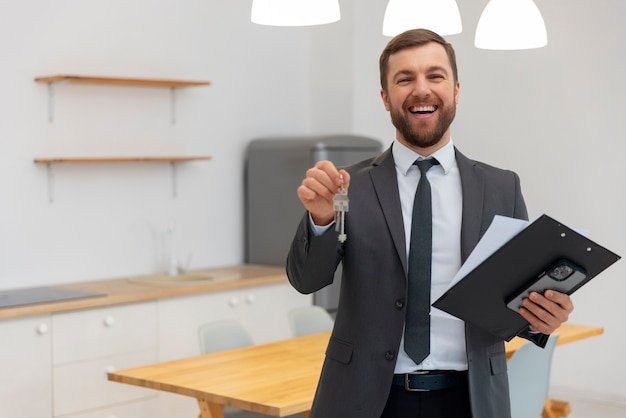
[508, 334, 559, 418]
[288, 305, 334, 337]
[198, 319, 255, 354]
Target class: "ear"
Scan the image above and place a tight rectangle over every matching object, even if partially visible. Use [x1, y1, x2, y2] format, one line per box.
[454, 81, 460, 105]
[380, 88, 390, 111]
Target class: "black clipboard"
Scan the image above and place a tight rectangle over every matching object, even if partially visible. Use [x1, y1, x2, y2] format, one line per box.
[432, 214, 621, 341]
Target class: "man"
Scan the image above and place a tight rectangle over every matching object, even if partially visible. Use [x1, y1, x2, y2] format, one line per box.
[286, 29, 573, 418]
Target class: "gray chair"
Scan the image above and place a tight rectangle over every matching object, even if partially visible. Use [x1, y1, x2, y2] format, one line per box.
[508, 334, 560, 418]
[198, 319, 255, 354]
[288, 305, 334, 337]
[197, 320, 263, 418]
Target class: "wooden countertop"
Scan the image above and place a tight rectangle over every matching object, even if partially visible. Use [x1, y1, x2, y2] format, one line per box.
[0, 264, 288, 321]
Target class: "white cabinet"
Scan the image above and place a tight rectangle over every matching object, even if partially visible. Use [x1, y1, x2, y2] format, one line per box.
[158, 282, 312, 361]
[156, 282, 312, 417]
[52, 302, 158, 417]
[0, 279, 309, 418]
[0, 315, 52, 418]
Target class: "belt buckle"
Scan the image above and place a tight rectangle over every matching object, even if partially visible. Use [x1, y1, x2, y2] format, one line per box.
[404, 371, 430, 392]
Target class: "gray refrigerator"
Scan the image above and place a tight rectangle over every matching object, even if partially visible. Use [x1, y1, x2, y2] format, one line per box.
[244, 135, 383, 315]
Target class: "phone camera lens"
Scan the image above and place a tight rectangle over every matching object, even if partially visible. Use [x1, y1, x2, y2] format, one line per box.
[549, 264, 574, 281]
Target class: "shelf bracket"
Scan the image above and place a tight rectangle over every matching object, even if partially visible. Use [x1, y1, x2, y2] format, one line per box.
[45, 163, 54, 203]
[170, 87, 177, 125]
[170, 161, 178, 198]
[47, 82, 54, 123]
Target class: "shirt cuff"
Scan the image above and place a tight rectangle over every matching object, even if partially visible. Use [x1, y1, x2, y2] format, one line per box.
[308, 213, 334, 236]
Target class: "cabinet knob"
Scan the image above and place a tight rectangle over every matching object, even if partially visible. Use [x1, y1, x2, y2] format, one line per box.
[245, 294, 256, 305]
[228, 297, 239, 308]
[36, 323, 49, 335]
[103, 316, 115, 327]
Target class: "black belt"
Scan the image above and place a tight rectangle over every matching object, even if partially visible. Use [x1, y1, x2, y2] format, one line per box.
[392, 370, 468, 392]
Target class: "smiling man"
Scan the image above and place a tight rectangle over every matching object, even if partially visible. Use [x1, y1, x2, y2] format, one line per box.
[286, 29, 573, 418]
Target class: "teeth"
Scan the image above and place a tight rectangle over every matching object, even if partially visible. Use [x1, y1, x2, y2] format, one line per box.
[410, 105, 436, 113]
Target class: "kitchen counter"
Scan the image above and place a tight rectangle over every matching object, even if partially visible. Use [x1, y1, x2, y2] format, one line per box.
[0, 264, 288, 321]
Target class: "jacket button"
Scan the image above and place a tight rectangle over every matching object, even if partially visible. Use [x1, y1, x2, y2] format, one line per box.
[385, 351, 395, 361]
[395, 299, 404, 309]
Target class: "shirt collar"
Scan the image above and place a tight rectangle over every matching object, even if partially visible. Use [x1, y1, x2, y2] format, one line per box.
[392, 139, 456, 176]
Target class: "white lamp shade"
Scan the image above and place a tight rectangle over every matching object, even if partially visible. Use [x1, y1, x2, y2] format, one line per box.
[474, 0, 547, 50]
[382, 0, 462, 37]
[251, 0, 340, 27]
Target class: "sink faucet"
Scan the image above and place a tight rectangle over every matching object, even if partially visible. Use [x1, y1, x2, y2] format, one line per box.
[167, 220, 181, 276]
[167, 219, 193, 276]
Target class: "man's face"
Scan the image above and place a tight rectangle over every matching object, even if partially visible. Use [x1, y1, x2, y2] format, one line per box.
[381, 42, 460, 154]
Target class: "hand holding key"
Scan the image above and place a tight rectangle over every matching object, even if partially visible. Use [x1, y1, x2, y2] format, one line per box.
[297, 160, 350, 227]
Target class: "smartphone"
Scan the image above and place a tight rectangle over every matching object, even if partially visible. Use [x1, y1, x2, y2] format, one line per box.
[506, 260, 587, 312]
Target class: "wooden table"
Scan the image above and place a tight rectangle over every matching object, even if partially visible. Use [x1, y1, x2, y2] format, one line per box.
[108, 323, 603, 418]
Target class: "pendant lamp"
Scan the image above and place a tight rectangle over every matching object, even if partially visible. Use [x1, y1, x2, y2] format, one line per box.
[251, 0, 340, 27]
[474, 0, 547, 50]
[382, 0, 462, 37]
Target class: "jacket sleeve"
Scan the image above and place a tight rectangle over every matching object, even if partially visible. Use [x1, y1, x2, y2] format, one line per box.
[286, 212, 343, 295]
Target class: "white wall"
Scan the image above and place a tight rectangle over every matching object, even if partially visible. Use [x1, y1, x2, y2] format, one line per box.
[0, 0, 316, 286]
[1, 0, 624, 407]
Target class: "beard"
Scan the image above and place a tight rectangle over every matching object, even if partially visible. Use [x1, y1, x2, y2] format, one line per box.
[389, 100, 456, 149]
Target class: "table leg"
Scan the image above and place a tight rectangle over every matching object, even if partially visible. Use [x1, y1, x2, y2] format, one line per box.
[197, 399, 225, 418]
[303, 411, 310, 418]
[543, 398, 571, 418]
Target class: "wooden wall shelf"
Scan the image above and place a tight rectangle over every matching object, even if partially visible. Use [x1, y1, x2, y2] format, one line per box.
[34, 74, 211, 123]
[34, 75, 211, 88]
[34, 156, 212, 203]
[34, 156, 212, 164]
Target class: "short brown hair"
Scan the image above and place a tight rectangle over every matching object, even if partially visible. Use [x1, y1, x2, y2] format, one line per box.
[379, 28, 458, 90]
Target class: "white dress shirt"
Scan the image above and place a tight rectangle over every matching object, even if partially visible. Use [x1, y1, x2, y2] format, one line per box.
[392, 139, 467, 373]
[309, 139, 468, 372]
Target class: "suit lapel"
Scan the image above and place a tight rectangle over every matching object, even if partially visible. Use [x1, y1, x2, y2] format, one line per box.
[368, 146, 487, 272]
[455, 148, 484, 262]
[370, 148, 408, 275]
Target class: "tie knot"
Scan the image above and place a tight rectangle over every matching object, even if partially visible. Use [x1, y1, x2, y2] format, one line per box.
[414, 158, 439, 174]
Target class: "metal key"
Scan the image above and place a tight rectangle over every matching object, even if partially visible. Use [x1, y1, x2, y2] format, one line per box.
[333, 176, 349, 243]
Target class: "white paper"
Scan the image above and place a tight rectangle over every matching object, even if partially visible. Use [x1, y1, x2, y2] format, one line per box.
[431, 215, 529, 320]
[450, 216, 530, 289]
[431, 215, 588, 320]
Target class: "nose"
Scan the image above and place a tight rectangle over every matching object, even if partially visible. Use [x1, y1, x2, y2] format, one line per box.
[411, 76, 430, 97]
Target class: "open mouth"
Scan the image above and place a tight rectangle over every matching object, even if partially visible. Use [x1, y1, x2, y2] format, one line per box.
[409, 105, 437, 115]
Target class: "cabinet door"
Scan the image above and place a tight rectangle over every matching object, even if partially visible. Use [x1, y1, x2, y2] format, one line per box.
[52, 302, 158, 416]
[0, 315, 52, 418]
[241, 283, 312, 343]
[53, 301, 157, 365]
[54, 349, 158, 416]
[158, 283, 312, 361]
[158, 288, 244, 361]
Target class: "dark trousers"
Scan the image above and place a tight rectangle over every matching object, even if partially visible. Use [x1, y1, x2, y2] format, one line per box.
[380, 380, 472, 418]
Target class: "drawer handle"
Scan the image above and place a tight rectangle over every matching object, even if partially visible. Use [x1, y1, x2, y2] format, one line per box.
[103, 316, 115, 327]
[36, 323, 49, 335]
[228, 297, 239, 308]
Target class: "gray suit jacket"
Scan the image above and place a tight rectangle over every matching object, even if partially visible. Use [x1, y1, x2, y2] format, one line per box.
[286, 146, 541, 418]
